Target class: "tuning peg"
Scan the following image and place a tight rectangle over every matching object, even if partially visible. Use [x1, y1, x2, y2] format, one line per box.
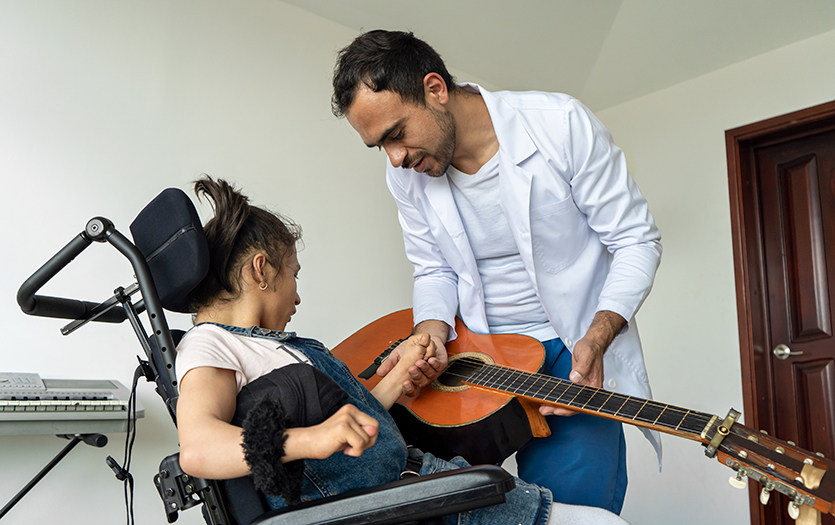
[760, 487, 772, 505]
[729, 472, 746, 489]
[788, 502, 800, 520]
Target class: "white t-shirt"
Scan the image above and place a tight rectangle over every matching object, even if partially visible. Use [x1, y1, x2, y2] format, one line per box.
[447, 154, 557, 341]
[175, 323, 310, 394]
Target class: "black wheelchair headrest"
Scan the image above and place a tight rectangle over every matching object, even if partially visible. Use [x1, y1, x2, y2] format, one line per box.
[129, 188, 209, 313]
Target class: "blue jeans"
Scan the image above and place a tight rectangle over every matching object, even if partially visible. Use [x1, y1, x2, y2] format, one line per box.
[420, 452, 552, 525]
[515, 338, 627, 514]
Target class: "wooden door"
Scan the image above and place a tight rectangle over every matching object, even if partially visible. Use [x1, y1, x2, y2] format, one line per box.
[727, 101, 835, 525]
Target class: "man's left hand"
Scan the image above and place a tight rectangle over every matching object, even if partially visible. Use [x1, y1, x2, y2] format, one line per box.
[538, 310, 625, 417]
[538, 337, 605, 416]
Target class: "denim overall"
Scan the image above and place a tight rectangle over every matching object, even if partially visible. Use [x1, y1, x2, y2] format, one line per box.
[211, 324, 552, 525]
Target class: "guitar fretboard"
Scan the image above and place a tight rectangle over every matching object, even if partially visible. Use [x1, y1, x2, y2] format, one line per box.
[448, 357, 715, 441]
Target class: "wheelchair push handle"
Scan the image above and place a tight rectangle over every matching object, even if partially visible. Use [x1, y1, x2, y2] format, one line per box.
[16, 217, 127, 323]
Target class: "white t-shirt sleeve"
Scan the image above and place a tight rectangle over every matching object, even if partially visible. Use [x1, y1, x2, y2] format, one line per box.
[176, 325, 246, 391]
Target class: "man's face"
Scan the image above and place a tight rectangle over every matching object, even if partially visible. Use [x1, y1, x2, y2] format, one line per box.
[345, 86, 456, 177]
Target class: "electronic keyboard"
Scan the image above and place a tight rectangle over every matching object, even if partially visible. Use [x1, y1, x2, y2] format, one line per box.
[0, 373, 143, 435]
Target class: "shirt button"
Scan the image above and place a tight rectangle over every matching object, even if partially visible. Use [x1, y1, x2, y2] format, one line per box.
[608, 378, 617, 389]
[564, 338, 572, 347]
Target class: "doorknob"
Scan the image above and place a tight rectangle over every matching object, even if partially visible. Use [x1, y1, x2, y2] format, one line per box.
[773, 344, 803, 360]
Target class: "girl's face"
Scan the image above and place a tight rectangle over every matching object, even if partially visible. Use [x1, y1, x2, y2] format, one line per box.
[262, 250, 301, 331]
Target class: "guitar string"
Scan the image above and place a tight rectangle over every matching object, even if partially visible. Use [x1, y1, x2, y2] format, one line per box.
[438, 356, 715, 433]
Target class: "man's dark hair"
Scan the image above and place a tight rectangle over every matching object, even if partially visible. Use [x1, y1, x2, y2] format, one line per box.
[331, 30, 456, 118]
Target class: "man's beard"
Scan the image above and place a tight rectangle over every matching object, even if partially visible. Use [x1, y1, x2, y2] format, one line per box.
[404, 105, 456, 177]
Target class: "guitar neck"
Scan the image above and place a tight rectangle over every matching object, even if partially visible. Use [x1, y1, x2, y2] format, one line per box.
[458, 358, 715, 443]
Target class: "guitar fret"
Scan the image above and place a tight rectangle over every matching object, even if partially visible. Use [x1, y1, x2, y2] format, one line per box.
[658, 406, 689, 428]
[528, 375, 552, 399]
[554, 381, 577, 404]
[566, 385, 588, 407]
[616, 398, 645, 419]
[635, 401, 666, 425]
[549, 380, 573, 403]
[584, 389, 613, 411]
[596, 391, 616, 413]
[665, 408, 689, 431]
[515, 371, 541, 395]
[601, 393, 629, 415]
[573, 387, 596, 408]
[612, 395, 630, 416]
[633, 399, 649, 420]
[537, 378, 567, 404]
[503, 369, 528, 394]
[477, 363, 504, 387]
[518, 374, 551, 400]
[652, 405, 669, 425]
[579, 389, 595, 409]
[495, 369, 516, 392]
[680, 411, 714, 435]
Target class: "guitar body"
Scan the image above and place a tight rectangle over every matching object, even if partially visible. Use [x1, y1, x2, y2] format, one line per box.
[332, 309, 547, 465]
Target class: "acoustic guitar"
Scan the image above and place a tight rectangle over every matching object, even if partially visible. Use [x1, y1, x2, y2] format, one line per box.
[332, 309, 835, 520]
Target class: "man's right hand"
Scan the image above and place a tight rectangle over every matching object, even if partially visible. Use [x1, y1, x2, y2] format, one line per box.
[377, 320, 449, 393]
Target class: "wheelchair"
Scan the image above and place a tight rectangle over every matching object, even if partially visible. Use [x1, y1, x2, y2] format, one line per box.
[17, 186, 514, 524]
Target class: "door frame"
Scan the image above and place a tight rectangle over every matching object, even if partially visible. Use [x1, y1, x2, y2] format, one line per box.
[725, 99, 835, 524]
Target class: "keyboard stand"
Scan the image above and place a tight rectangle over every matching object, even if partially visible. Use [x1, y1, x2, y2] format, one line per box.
[0, 433, 107, 520]
[0, 377, 142, 520]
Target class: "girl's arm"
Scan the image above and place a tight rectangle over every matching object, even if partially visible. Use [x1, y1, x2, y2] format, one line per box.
[177, 366, 380, 480]
[177, 366, 249, 479]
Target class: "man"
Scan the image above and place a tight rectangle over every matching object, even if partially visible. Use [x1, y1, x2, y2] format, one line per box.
[331, 30, 661, 515]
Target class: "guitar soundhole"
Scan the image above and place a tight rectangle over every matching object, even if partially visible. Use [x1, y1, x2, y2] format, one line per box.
[431, 352, 494, 393]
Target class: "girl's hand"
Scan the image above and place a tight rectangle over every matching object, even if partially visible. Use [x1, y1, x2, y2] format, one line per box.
[283, 404, 379, 461]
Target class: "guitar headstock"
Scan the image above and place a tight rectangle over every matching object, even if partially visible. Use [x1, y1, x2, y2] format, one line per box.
[704, 414, 835, 518]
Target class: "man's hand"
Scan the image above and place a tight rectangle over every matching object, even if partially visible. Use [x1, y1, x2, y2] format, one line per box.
[538, 310, 625, 417]
[568, 337, 606, 388]
[377, 320, 449, 394]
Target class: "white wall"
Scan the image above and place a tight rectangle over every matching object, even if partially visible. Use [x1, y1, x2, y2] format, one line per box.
[0, 2, 413, 523]
[1, 1, 834, 523]
[598, 28, 835, 525]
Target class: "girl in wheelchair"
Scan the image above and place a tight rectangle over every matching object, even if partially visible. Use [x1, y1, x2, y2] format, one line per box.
[174, 176, 628, 525]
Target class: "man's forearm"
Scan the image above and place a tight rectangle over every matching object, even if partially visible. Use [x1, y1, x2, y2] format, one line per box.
[584, 310, 627, 351]
[414, 319, 450, 346]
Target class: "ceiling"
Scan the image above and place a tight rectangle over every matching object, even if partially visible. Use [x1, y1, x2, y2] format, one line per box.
[281, 0, 835, 111]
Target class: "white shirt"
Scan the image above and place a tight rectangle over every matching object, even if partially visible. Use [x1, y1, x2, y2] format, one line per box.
[447, 153, 556, 341]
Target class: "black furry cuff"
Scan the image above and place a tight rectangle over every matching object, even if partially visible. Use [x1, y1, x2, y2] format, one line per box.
[241, 396, 304, 504]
